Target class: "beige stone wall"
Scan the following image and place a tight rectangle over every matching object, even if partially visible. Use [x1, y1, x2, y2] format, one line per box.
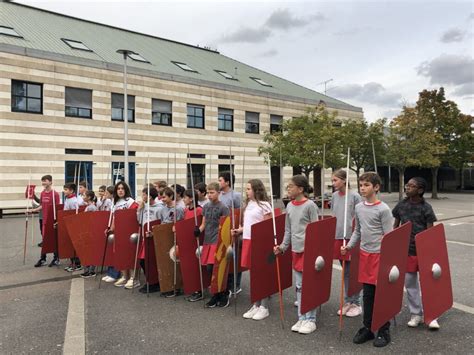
[0, 51, 363, 208]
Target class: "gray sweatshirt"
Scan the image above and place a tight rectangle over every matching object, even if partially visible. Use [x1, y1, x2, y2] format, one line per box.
[280, 199, 319, 253]
[331, 190, 362, 239]
[64, 195, 79, 211]
[347, 201, 393, 253]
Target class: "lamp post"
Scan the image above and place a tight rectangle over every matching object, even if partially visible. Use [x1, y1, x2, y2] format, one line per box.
[116, 49, 137, 184]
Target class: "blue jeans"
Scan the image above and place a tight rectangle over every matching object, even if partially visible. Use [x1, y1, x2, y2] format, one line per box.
[107, 266, 120, 279]
[340, 260, 361, 305]
[295, 270, 316, 321]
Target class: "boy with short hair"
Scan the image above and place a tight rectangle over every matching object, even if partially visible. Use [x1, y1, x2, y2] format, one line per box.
[63, 182, 82, 272]
[32, 175, 60, 267]
[341, 172, 394, 348]
[194, 182, 230, 306]
[77, 181, 88, 206]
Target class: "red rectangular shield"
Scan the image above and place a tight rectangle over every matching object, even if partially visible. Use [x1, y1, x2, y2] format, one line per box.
[175, 216, 211, 295]
[113, 209, 140, 270]
[64, 211, 111, 266]
[143, 220, 161, 285]
[372, 222, 412, 332]
[347, 242, 363, 297]
[58, 209, 76, 259]
[152, 223, 183, 293]
[250, 214, 292, 304]
[416, 224, 453, 324]
[301, 217, 337, 314]
[211, 209, 240, 294]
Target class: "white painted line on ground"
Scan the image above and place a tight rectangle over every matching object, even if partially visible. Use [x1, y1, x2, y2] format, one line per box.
[331, 262, 474, 315]
[63, 277, 85, 355]
[447, 240, 474, 247]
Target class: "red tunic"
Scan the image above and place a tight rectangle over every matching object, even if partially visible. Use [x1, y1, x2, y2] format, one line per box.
[200, 244, 217, 265]
[406, 255, 419, 273]
[292, 251, 304, 272]
[358, 250, 380, 285]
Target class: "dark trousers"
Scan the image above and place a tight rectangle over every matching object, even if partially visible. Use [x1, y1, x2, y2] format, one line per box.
[363, 283, 390, 332]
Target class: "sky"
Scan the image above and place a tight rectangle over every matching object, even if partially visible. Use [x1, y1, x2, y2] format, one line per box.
[17, 0, 474, 122]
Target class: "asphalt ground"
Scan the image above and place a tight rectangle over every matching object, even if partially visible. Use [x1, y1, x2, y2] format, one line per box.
[1, 193, 473, 354]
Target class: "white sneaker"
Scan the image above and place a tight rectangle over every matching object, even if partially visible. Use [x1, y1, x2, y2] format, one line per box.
[428, 319, 440, 330]
[104, 276, 117, 283]
[346, 304, 362, 317]
[337, 302, 352, 316]
[294, 300, 299, 307]
[252, 307, 269, 321]
[114, 276, 127, 287]
[101, 275, 109, 281]
[407, 315, 423, 327]
[124, 277, 140, 289]
[298, 320, 317, 334]
[243, 305, 259, 319]
[291, 320, 304, 332]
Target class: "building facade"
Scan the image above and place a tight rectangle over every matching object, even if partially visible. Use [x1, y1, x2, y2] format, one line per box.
[0, 2, 363, 209]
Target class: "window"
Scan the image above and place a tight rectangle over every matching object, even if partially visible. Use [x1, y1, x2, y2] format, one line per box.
[215, 70, 237, 80]
[218, 155, 235, 160]
[152, 99, 172, 126]
[11, 80, 42, 114]
[172, 61, 198, 73]
[111, 93, 135, 122]
[65, 87, 92, 118]
[218, 108, 233, 132]
[0, 26, 22, 38]
[218, 164, 235, 176]
[187, 163, 206, 187]
[187, 104, 205, 129]
[128, 52, 149, 63]
[61, 38, 92, 51]
[250, 77, 272, 87]
[112, 150, 136, 156]
[188, 153, 206, 159]
[245, 111, 260, 134]
[65, 161, 93, 191]
[65, 148, 93, 155]
[270, 114, 283, 133]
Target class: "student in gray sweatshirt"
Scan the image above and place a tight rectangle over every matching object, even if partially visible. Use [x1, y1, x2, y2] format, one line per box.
[341, 172, 393, 348]
[331, 169, 363, 317]
[275, 175, 319, 335]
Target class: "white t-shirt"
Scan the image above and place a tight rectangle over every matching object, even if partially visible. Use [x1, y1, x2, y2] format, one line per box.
[243, 200, 272, 240]
[113, 197, 136, 212]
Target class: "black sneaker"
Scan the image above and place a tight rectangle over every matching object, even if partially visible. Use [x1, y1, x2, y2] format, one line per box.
[205, 294, 220, 308]
[373, 328, 391, 348]
[353, 327, 375, 344]
[48, 258, 60, 267]
[161, 291, 175, 298]
[80, 271, 90, 278]
[37, 242, 43, 247]
[217, 291, 230, 308]
[164, 289, 183, 298]
[188, 291, 203, 302]
[34, 259, 47, 267]
[139, 283, 161, 294]
[73, 265, 83, 272]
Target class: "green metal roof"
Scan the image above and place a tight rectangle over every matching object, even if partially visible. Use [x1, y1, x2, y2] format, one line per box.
[0, 2, 362, 113]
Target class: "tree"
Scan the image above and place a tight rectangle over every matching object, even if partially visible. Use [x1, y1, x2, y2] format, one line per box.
[258, 105, 343, 178]
[447, 114, 474, 189]
[386, 107, 445, 200]
[340, 118, 386, 191]
[415, 88, 461, 198]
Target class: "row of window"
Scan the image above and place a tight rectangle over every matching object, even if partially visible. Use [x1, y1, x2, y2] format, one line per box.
[10, 80, 283, 133]
[0, 25, 273, 87]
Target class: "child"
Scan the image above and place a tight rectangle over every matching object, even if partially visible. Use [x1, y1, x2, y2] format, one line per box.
[218, 171, 242, 294]
[63, 182, 82, 272]
[341, 172, 394, 348]
[77, 180, 88, 206]
[100, 186, 119, 283]
[157, 187, 185, 297]
[136, 186, 162, 293]
[96, 185, 107, 210]
[81, 190, 98, 278]
[183, 189, 202, 220]
[111, 181, 139, 288]
[153, 180, 167, 207]
[231, 179, 272, 320]
[195, 182, 209, 207]
[194, 182, 229, 305]
[392, 177, 439, 330]
[32, 175, 60, 267]
[171, 184, 186, 210]
[331, 169, 363, 317]
[274, 175, 319, 334]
